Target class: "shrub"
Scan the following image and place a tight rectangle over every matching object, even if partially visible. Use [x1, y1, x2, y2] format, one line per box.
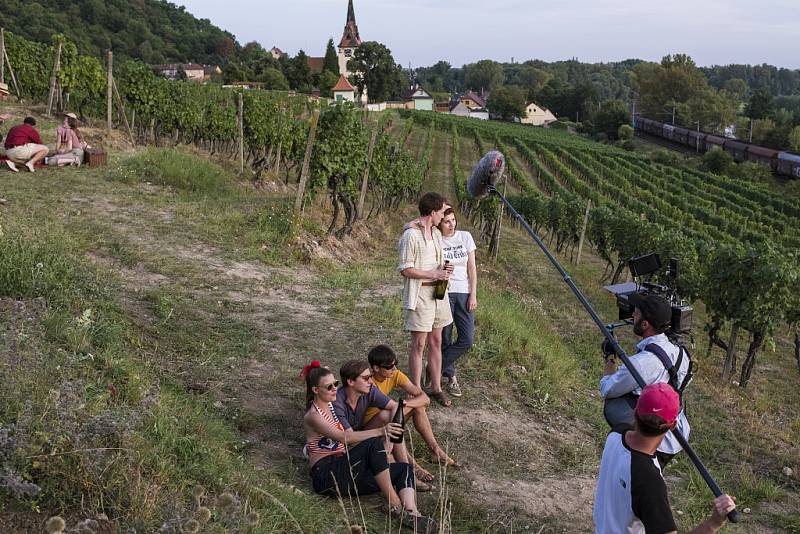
[701, 146, 734, 174]
[618, 124, 634, 140]
[112, 149, 234, 195]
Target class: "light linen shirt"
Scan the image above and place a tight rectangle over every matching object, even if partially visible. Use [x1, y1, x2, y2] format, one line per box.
[398, 223, 444, 311]
[599, 333, 691, 455]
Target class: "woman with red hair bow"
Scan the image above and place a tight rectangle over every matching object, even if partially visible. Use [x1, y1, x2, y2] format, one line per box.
[301, 361, 436, 532]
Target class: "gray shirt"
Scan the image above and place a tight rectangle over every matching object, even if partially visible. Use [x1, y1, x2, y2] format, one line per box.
[333, 385, 391, 431]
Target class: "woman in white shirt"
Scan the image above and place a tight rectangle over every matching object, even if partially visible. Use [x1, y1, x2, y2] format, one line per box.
[438, 208, 477, 397]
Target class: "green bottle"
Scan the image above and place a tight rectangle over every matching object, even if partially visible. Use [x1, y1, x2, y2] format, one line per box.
[434, 260, 449, 300]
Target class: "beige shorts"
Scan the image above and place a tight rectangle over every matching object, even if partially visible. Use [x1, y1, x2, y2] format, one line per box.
[404, 286, 453, 332]
[6, 143, 48, 162]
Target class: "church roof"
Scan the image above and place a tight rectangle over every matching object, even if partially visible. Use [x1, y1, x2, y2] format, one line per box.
[339, 0, 362, 48]
[332, 74, 356, 92]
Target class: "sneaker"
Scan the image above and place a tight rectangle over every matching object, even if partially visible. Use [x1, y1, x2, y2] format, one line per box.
[447, 376, 463, 397]
[4, 160, 18, 172]
[24, 161, 35, 173]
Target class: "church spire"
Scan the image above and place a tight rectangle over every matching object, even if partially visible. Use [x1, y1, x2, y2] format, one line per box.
[339, 0, 362, 48]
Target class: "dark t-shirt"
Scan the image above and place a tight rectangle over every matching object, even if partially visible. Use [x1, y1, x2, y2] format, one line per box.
[332, 385, 390, 431]
[593, 431, 676, 534]
[4, 124, 42, 149]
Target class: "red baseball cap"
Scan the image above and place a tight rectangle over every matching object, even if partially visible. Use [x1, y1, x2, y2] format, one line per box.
[636, 383, 680, 426]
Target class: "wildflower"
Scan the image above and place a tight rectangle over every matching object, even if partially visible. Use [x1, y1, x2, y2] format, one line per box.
[245, 511, 260, 526]
[218, 492, 236, 509]
[196, 506, 212, 523]
[45, 516, 66, 534]
[183, 519, 200, 533]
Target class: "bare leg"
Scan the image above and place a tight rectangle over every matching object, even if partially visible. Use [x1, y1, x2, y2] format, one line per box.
[26, 147, 48, 171]
[409, 331, 428, 387]
[398, 487, 419, 514]
[410, 406, 457, 465]
[374, 469, 402, 509]
[427, 327, 444, 392]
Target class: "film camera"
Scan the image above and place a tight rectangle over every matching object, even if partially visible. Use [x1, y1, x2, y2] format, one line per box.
[603, 253, 693, 337]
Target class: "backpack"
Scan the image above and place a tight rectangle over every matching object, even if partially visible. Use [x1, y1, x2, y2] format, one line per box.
[603, 343, 693, 430]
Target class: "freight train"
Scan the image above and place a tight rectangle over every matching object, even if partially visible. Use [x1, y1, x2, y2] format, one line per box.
[634, 117, 800, 179]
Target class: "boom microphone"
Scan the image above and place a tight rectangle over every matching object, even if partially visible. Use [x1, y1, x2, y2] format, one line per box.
[467, 150, 505, 199]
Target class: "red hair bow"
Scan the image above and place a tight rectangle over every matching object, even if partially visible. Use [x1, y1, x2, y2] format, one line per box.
[300, 360, 321, 380]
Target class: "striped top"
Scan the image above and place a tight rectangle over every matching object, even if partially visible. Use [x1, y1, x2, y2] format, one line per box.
[306, 402, 346, 458]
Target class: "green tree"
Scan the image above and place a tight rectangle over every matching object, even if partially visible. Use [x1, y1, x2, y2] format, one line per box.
[745, 89, 773, 120]
[618, 124, 634, 140]
[591, 99, 631, 138]
[318, 70, 340, 98]
[464, 59, 504, 92]
[789, 125, 800, 152]
[323, 38, 338, 74]
[723, 78, 748, 100]
[702, 146, 734, 174]
[487, 86, 527, 120]
[287, 50, 312, 92]
[258, 68, 290, 90]
[348, 41, 404, 103]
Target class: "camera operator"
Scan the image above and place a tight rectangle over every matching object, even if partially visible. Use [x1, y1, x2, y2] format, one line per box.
[600, 293, 690, 468]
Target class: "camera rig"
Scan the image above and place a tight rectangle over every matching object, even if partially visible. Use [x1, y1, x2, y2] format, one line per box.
[603, 253, 693, 338]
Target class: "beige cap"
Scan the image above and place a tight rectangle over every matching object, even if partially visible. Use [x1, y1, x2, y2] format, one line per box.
[65, 112, 78, 119]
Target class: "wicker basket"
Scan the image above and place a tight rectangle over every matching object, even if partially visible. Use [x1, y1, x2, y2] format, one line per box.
[84, 147, 107, 167]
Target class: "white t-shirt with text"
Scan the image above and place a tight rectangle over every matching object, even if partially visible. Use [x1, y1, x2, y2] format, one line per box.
[441, 230, 476, 294]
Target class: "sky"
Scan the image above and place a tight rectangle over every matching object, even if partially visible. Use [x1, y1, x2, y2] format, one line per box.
[178, 0, 800, 69]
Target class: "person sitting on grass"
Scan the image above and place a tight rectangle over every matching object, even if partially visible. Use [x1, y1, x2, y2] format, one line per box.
[49, 113, 87, 167]
[301, 361, 437, 532]
[3, 117, 48, 173]
[362, 344, 459, 476]
[331, 359, 433, 491]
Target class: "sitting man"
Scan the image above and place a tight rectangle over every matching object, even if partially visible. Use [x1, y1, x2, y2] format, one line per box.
[3, 117, 48, 173]
[593, 383, 736, 534]
[332, 359, 432, 489]
[363, 344, 459, 477]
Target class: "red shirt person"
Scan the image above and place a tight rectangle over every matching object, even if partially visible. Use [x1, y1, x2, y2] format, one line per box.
[3, 117, 48, 173]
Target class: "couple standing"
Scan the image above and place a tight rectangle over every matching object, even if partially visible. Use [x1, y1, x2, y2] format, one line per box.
[398, 192, 477, 407]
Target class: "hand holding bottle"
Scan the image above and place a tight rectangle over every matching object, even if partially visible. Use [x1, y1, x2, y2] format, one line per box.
[384, 422, 404, 441]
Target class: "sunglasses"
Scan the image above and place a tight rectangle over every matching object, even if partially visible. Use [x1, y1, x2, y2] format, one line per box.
[359, 373, 373, 381]
[378, 361, 397, 370]
[319, 380, 339, 391]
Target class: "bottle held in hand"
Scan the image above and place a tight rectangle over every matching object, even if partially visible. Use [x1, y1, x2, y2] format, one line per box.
[389, 399, 405, 444]
[434, 260, 450, 300]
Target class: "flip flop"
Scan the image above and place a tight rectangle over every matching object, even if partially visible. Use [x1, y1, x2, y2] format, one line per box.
[429, 390, 451, 407]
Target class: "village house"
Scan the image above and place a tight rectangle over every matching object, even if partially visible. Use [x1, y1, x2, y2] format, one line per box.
[153, 63, 207, 81]
[521, 102, 557, 126]
[402, 83, 434, 111]
[459, 90, 489, 110]
[332, 74, 356, 103]
[270, 47, 287, 60]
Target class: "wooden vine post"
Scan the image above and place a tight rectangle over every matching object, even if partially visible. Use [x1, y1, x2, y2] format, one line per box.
[238, 92, 244, 173]
[0, 28, 5, 86]
[106, 51, 113, 133]
[46, 39, 62, 117]
[295, 108, 320, 214]
[356, 127, 378, 220]
[576, 200, 592, 265]
[111, 79, 135, 145]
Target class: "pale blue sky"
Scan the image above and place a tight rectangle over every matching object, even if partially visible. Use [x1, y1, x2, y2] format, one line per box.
[179, 0, 800, 68]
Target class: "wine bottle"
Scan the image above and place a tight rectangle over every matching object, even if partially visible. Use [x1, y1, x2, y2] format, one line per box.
[434, 260, 450, 300]
[389, 399, 405, 444]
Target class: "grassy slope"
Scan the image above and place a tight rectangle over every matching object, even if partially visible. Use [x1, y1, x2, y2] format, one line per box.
[1, 109, 798, 532]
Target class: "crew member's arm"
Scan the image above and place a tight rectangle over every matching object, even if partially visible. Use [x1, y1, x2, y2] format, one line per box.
[467, 249, 477, 312]
[598, 357, 639, 399]
[681, 495, 736, 534]
[306, 411, 401, 446]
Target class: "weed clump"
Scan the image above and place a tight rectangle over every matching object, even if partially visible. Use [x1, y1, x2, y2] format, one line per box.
[112, 148, 234, 195]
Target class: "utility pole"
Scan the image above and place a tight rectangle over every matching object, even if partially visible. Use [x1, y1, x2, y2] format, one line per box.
[672, 105, 676, 125]
[0, 28, 5, 85]
[107, 50, 113, 133]
[695, 121, 701, 153]
[749, 119, 753, 143]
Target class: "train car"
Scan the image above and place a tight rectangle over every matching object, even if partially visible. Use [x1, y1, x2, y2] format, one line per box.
[687, 130, 705, 152]
[777, 152, 800, 178]
[662, 124, 676, 141]
[724, 140, 748, 162]
[673, 126, 690, 146]
[704, 134, 726, 152]
[746, 145, 779, 170]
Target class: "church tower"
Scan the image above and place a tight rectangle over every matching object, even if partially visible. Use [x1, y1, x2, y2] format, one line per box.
[337, 0, 362, 78]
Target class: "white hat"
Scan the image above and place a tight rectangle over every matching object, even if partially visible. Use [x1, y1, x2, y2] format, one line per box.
[65, 112, 78, 119]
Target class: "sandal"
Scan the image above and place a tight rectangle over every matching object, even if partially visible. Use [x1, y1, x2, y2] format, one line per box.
[429, 390, 451, 407]
[401, 513, 437, 533]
